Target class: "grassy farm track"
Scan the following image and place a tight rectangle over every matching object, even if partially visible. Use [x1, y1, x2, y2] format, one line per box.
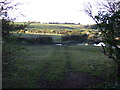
[3, 45, 117, 88]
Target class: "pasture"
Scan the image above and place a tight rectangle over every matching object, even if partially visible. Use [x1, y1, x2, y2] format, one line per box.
[3, 44, 117, 88]
[3, 23, 118, 88]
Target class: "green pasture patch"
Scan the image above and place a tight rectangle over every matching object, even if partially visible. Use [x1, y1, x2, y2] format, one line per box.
[43, 46, 68, 81]
[69, 45, 117, 81]
[13, 45, 69, 87]
[11, 45, 55, 88]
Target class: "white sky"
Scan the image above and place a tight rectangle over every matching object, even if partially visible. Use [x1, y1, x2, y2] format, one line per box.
[10, 0, 101, 25]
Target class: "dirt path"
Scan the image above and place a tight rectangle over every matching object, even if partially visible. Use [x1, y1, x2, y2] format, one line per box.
[37, 71, 104, 88]
[37, 45, 104, 88]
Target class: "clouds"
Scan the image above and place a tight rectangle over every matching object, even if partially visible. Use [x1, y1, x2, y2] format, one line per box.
[13, 0, 99, 24]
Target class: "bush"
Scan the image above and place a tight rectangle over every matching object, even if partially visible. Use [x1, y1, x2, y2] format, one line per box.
[2, 40, 27, 88]
[92, 82, 120, 88]
[2, 42, 24, 76]
[61, 35, 88, 43]
[18, 36, 54, 44]
[2, 43, 16, 74]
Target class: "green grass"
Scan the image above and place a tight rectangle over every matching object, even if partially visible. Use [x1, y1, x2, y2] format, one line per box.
[68, 45, 117, 81]
[3, 45, 117, 88]
[11, 45, 69, 88]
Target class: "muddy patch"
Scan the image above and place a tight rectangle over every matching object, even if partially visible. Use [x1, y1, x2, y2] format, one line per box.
[37, 71, 104, 88]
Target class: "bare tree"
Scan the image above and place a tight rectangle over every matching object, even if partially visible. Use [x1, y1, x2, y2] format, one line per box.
[84, 0, 120, 83]
[0, 0, 21, 19]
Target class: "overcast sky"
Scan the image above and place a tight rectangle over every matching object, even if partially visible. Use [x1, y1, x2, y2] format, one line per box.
[10, 0, 101, 25]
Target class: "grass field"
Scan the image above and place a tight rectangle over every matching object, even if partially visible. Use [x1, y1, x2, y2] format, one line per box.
[15, 22, 97, 32]
[15, 22, 81, 30]
[3, 45, 117, 88]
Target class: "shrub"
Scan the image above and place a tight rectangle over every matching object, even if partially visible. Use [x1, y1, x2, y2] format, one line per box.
[18, 36, 54, 44]
[2, 41, 24, 76]
[61, 35, 88, 43]
[92, 82, 120, 88]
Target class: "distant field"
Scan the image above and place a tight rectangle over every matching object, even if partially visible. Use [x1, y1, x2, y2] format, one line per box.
[26, 23, 76, 30]
[15, 22, 97, 32]
[15, 22, 80, 29]
[13, 22, 100, 44]
[3, 45, 117, 88]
